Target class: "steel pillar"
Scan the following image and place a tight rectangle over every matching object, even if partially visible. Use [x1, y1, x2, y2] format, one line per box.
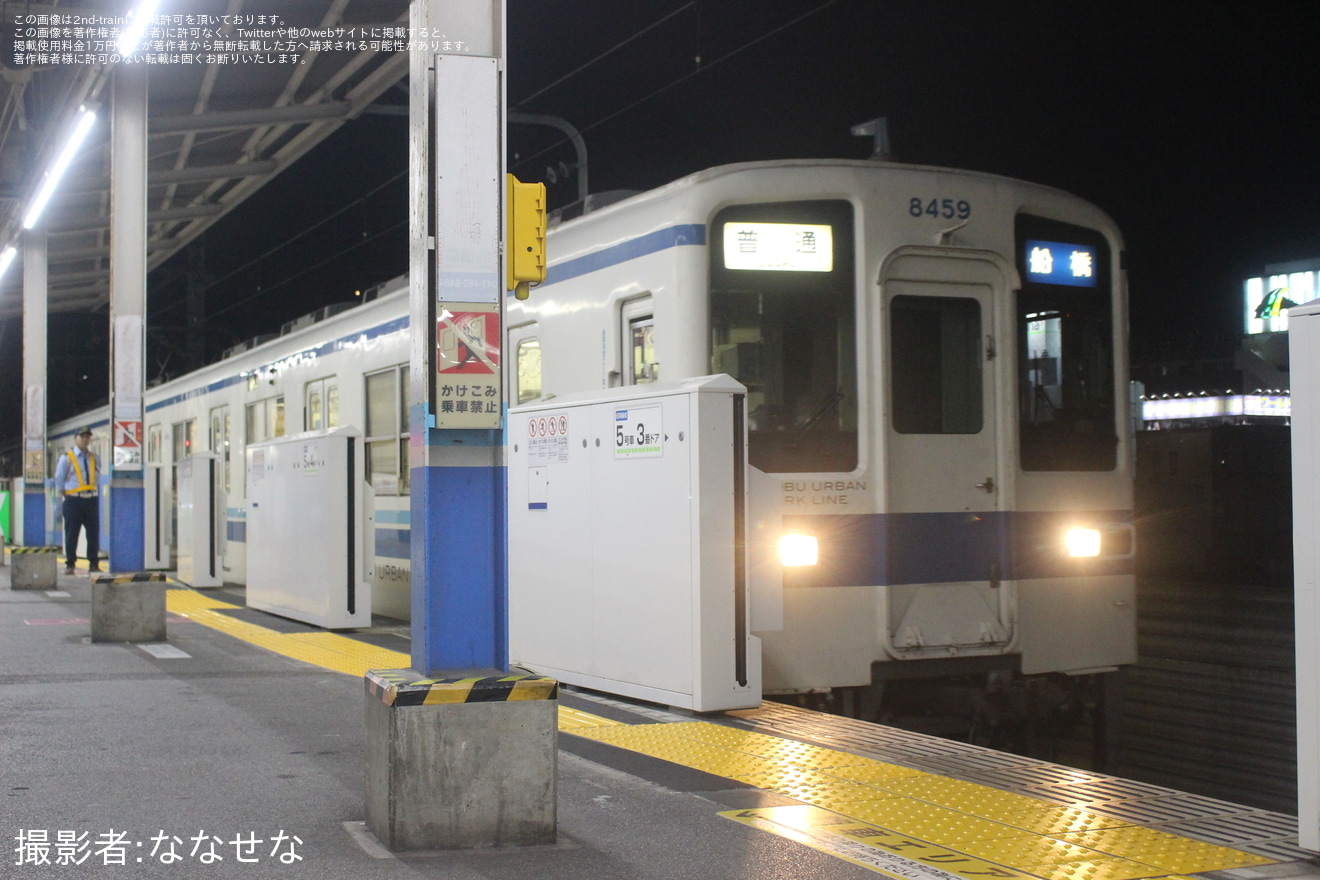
[408, 0, 508, 674]
[22, 228, 47, 546]
[108, 64, 147, 572]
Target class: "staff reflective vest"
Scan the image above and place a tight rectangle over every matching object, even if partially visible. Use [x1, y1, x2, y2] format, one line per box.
[65, 450, 96, 494]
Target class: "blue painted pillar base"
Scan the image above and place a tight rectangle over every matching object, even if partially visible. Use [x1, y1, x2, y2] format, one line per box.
[23, 490, 46, 548]
[410, 446, 507, 674]
[109, 484, 144, 573]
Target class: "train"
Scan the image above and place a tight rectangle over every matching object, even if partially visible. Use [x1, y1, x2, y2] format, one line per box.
[45, 157, 1136, 733]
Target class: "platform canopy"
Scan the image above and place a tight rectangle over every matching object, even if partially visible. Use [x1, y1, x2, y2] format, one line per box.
[0, 0, 410, 321]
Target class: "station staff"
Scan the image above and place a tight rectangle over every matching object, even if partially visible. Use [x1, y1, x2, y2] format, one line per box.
[53, 427, 101, 574]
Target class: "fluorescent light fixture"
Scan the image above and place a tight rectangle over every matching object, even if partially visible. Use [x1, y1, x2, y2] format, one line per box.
[117, 0, 162, 55]
[22, 107, 97, 230]
[779, 534, 819, 567]
[0, 246, 16, 280]
[1065, 528, 1101, 558]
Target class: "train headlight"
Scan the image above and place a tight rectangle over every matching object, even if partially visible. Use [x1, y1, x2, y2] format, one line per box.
[779, 534, 819, 567]
[1065, 528, 1102, 558]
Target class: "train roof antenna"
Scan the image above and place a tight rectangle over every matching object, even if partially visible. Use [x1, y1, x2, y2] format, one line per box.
[851, 117, 894, 161]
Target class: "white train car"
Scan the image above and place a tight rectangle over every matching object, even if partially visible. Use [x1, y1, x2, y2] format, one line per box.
[48, 277, 416, 618]
[49, 156, 1135, 706]
[509, 158, 1135, 699]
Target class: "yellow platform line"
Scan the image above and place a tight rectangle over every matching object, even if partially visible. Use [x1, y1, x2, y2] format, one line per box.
[165, 588, 597, 732]
[165, 588, 410, 677]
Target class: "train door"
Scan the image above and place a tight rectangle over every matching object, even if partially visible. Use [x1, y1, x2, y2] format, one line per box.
[881, 253, 1013, 657]
[304, 376, 339, 432]
[170, 418, 197, 568]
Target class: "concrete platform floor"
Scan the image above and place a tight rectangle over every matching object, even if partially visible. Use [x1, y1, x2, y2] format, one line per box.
[0, 561, 877, 879]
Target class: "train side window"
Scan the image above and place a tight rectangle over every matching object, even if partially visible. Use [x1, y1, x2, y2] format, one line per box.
[172, 419, 197, 459]
[245, 396, 284, 442]
[516, 338, 542, 403]
[245, 402, 262, 442]
[366, 365, 409, 495]
[890, 295, 983, 434]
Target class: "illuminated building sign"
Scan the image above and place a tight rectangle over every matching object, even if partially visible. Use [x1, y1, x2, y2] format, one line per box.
[723, 222, 833, 272]
[1244, 267, 1319, 334]
[1141, 394, 1290, 423]
[1023, 239, 1098, 288]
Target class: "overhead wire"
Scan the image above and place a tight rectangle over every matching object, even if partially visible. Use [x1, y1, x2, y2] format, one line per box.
[160, 2, 840, 331]
[151, 167, 407, 320]
[512, 0, 842, 173]
[512, 2, 696, 109]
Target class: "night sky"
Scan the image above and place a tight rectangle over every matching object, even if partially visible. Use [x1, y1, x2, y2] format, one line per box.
[3, 0, 1318, 454]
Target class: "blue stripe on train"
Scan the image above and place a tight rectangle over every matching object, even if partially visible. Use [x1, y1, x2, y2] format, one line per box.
[782, 510, 1134, 588]
[375, 528, 410, 561]
[361, 509, 1132, 585]
[224, 522, 407, 557]
[537, 224, 706, 289]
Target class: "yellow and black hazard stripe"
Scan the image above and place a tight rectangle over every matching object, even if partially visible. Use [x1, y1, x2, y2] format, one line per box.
[91, 572, 170, 585]
[366, 668, 558, 707]
[10, 545, 61, 554]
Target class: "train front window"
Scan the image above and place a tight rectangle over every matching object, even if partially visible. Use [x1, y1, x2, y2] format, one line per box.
[1015, 215, 1116, 471]
[709, 200, 856, 473]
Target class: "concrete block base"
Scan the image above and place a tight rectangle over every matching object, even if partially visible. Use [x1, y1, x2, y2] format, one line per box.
[364, 669, 558, 851]
[91, 574, 167, 642]
[11, 548, 59, 590]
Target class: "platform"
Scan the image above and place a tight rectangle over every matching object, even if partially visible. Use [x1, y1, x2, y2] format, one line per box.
[2, 557, 1318, 879]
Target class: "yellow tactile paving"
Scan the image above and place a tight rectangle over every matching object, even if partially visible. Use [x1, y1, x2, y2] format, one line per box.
[160, 586, 1276, 880]
[557, 705, 624, 730]
[165, 588, 410, 676]
[1058, 827, 1274, 873]
[818, 760, 930, 786]
[566, 716, 1276, 879]
[996, 805, 1133, 836]
[954, 836, 1110, 867]
[1026, 858, 1183, 880]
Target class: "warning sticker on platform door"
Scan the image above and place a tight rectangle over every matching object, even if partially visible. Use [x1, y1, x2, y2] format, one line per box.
[721, 806, 1033, 880]
[527, 414, 570, 464]
[614, 406, 662, 459]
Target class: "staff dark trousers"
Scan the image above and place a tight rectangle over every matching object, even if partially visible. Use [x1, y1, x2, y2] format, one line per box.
[63, 495, 100, 570]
